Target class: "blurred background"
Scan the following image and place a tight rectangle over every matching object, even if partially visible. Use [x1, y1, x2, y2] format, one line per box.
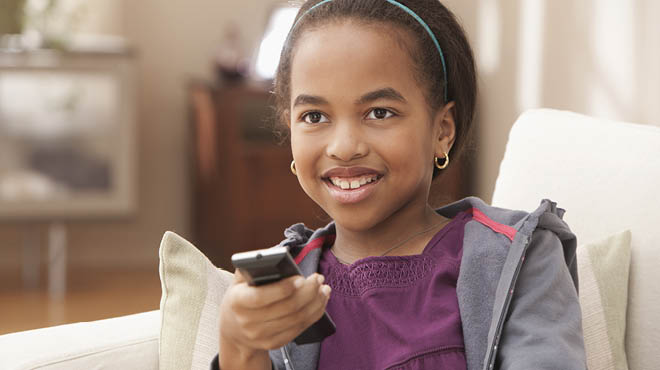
[1, 0, 659, 335]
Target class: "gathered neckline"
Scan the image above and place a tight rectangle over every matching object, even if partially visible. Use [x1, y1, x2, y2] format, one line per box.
[325, 210, 469, 268]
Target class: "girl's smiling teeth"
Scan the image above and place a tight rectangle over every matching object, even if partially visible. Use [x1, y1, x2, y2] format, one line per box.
[328, 175, 381, 190]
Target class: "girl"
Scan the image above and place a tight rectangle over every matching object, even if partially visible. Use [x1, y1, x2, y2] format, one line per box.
[215, 0, 586, 369]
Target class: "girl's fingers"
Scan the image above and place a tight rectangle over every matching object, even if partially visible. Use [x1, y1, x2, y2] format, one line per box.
[233, 268, 246, 283]
[256, 274, 326, 322]
[234, 274, 302, 309]
[244, 284, 331, 349]
[224, 272, 331, 350]
[234, 273, 323, 309]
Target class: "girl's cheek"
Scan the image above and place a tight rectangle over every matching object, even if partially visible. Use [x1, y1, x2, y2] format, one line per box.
[382, 131, 433, 178]
[290, 132, 318, 188]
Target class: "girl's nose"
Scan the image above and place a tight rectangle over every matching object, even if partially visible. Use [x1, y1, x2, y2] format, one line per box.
[325, 121, 369, 162]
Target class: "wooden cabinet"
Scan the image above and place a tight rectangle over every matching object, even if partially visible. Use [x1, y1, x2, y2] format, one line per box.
[189, 82, 472, 270]
[189, 82, 327, 269]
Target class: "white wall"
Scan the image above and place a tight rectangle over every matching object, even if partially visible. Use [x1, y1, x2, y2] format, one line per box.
[444, 0, 660, 201]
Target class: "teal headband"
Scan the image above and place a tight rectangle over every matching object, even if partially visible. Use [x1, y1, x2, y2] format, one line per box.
[290, 0, 448, 102]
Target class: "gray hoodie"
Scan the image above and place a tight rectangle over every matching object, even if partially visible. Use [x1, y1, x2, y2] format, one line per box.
[212, 196, 587, 370]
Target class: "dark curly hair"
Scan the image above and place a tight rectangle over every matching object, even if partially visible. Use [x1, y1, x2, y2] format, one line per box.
[272, 0, 477, 177]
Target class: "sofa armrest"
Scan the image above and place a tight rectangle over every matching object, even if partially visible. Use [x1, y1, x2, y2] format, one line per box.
[0, 310, 160, 370]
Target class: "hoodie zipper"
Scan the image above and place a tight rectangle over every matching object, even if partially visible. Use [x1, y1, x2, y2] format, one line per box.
[483, 234, 530, 370]
[281, 346, 296, 370]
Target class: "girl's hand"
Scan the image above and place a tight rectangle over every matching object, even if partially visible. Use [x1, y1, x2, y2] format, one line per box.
[218, 269, 331, 369]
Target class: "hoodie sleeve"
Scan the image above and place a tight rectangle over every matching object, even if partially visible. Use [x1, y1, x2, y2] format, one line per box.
[495, 224, 587, 369]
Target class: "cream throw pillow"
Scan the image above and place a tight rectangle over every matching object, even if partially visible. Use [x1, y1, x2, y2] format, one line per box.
[158, 231, 234, 370]
[577, 230, 631, 370]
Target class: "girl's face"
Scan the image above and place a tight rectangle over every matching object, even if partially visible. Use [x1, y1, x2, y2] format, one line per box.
[289, 20, 455, 231]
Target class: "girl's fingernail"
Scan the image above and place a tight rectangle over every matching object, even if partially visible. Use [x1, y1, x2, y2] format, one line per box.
[317, 274, 325, 285]
[321, 284, 331, 297]
[294, 277, 304, 288]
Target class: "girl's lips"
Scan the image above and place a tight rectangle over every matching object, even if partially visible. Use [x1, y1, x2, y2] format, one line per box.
[323, 176, 382, 204]
[321, 166, 383, 178]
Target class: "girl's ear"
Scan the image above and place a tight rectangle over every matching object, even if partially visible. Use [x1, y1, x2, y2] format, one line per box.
[433, 102, 457, 156]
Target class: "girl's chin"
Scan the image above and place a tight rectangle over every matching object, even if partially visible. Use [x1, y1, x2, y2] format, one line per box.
[326, 212, 383, 232]
[321, 201, 387, 232]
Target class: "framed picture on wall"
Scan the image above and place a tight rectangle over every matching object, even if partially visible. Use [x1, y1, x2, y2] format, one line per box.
[0, 50, 137, 220]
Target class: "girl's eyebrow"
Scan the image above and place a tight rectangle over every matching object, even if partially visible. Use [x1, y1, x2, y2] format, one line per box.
[293, 94, 328, 108]
[355, 87, 407, 105]
[292, 87, 407, 108]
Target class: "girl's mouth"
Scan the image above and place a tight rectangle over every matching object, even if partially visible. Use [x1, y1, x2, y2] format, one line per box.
[327, 174, 381, 189]
[322, 174, 383, 204]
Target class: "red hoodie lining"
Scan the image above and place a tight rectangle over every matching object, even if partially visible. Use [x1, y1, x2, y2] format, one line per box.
[468, 207, 517, 242]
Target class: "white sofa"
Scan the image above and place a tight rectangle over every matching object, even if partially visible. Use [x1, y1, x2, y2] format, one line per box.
[1, 109, 658, 369]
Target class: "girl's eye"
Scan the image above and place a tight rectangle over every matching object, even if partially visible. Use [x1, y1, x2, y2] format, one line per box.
[366, 108, 395, 120]
[301, 111, 329, 124]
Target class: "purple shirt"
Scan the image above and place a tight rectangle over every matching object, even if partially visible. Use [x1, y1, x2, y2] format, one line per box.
[317, 210, 471, 370]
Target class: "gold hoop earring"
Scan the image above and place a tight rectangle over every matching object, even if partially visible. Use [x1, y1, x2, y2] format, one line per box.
[290, 160, 297, 175]
[434, 151, 449, 170]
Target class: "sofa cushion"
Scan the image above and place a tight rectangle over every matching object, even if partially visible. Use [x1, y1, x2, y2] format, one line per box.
[158, 231, 233, 370]
[0, 310, 159, 370]
[577, 230, 631, 370]
[492, 109, 660, 370]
